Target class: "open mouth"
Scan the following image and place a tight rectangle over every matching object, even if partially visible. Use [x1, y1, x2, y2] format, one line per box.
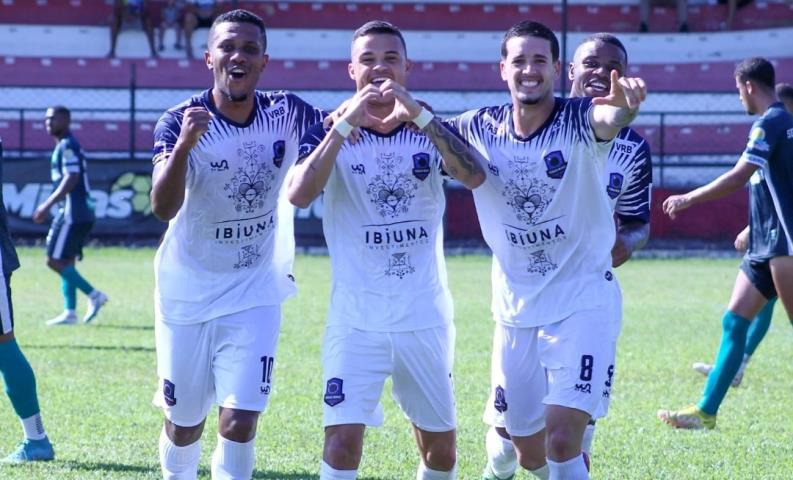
[229, 66, 247, 80]
[586, 78, 609, 93]
[369, 76, 391, 86]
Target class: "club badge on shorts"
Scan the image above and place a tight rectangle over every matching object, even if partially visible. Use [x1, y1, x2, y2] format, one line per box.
[324, 377, 345, 407]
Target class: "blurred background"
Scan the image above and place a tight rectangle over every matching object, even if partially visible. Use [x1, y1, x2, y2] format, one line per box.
[0, 0, 791, 247]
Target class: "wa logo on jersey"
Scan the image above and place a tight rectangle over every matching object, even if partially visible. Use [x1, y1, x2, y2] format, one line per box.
[503, 156, 556, 225]
[527, 249, 558, 276]
[385, 252, 415, 279]
[366, 152, 418, 219]
[607, 172, 624, 199]
[210, 159, 229, 171]
[225, 141, 275, 214]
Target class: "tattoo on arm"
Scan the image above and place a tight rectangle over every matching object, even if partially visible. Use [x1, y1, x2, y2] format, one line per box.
[422, 118, 483, 180]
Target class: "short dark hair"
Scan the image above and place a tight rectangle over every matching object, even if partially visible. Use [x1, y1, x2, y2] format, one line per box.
[48, 105, 70, 120]
[209, 9, 267, 52]
[352, 20, 407, 56]
[501, 21, 559, 61]
[579, 33, 628, 64]
[734, 57, 775, 90]
[776, 82, 793, 101]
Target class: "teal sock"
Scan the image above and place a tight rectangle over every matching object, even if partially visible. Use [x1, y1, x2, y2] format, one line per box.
[745, 297, 776, 356]
[60, 265, 94, 296]
[0, 338, 41, 419]
[61, 277, 77, 310]
[698, 311, 750, 415]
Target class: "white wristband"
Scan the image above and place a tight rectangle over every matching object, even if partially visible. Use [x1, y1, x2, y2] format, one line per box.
[333, 118, 354, 139]
[412, 107, 434, 129]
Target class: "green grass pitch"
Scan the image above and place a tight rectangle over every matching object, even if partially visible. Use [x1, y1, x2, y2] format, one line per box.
[1, 248, 792, 479]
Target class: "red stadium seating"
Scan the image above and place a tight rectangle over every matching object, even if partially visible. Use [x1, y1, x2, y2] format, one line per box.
[1, 0, 791, 33]
[3, 56, 792, 93]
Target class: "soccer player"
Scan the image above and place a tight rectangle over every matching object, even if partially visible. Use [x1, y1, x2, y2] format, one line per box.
[287, 21, 485, 480]
[480, 32, 652, 479]
[690, 89, 793, 387]
[0, 139, 55, 463]
[150, 9, 324, 479]
[448, 21, 647, 480]
[33, 106, 108, 326]
[658, 57, 793, 429]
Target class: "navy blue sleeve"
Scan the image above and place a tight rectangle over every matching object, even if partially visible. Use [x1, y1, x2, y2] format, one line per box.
[287, 93, 328, 140]
[615, 140, 652, 224]
[152, 109, 184, 165]
[297, 122, 329, 161]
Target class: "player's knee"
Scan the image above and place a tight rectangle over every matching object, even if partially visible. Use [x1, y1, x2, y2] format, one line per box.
[166, 421, 204, 446]
[422, 441, 456, 471]
[545, 429, 578, 460]
[323, 428, 363, 468]
[218, 410, 259, 443]
[516, 448, 546, 471]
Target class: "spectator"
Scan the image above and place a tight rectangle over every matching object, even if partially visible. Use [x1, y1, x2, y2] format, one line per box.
[158, 0, 185, 52]
[184, 0, 221, 59]
[640, 0, 689, 33]
[109, 0, 158, 58]
[777, 83, 793, 113]
[721, 0, 755, 30]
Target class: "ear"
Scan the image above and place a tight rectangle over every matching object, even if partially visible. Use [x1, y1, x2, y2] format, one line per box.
[745, 80, 755, 95]
[348, 62, 356, 82]
[567, 61, 575, 82]
[500, 60, 508, 82]
[205, 50, 212, 71]
[260, 54, 269, 72]
[405, 58, 412, 76]
[553, 60, 561, 79]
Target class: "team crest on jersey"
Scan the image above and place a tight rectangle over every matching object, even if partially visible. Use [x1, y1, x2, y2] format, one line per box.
[234, 244, 262, 269]
[272, 140, 286, 168]
[527, 250, 558, 276]
[543, 151, 567, 179]
[503, 158, 556, 225]
[367, 152, 418, 218]
[607, 172, 624, 199]
[324, 378, 345, 407]
[494, 385, 508, 413]
[748, 127, 770, 152]
[385, 252, 415, 279]
[225, 141, 275, 213]
[412, 153, 431, 180]
[163, 379, 176, 406]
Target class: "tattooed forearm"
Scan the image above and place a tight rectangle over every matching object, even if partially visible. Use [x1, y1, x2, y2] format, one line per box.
[422, 118, 485, 189]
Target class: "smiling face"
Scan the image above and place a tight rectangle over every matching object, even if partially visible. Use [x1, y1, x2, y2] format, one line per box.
[348, 33, 410, 104]
[500, 35, 560, 106]
[205, 21, 268, 103]
[569, 40, 627, 98]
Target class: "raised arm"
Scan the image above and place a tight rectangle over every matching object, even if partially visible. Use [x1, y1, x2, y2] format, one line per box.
[288, 86, 383, 208]
[379, 80, 485, 189]
[150, 106, 210, 221]
[590, 70, 647, 140]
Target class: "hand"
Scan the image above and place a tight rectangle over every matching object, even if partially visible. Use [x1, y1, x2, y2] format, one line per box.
[338, 85, 387, 129]
[611, 235, 633, 268]
[379, 80, 423, 125]
[177, 106, 212, 149]
[324, 99, 361, 143]
[662, 194, 691, 220]
[591, 70, 647, 111]
[734, 226, 750, 252]
[32, 204, 49, 224]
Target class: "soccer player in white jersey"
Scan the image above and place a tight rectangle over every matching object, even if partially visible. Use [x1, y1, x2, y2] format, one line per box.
[287, 20, 486, 480]
[446, 21, 647, 480]
[150, 10, 324, 479]
[480, 32, 652, 479]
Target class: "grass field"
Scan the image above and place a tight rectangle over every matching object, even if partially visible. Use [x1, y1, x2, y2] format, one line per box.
[1, 248, 792, 479]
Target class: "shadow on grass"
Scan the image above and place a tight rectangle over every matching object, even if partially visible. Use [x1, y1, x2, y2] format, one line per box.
[93, 324, 154, 331]
[25, 344, 154, 353]
[59, 460, 157, 474]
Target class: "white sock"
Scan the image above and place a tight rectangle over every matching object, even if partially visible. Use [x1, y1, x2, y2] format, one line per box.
[417, 461, 456, 479]
[21, 413, 46, 440]
[211, 434, 256, 480]
[547, 454, 589, 480]
[581, 424, 596, 456]
[530, 464, 550, 479]
[485, 426, 517, 478]
[320, 460, 358, 480]
[66, 309, 76, 316]
[159, 428, 201, 480]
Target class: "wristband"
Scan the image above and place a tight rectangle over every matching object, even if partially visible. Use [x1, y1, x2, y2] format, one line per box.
[412, 107, 434, 130]
[333, 118, 354, 139]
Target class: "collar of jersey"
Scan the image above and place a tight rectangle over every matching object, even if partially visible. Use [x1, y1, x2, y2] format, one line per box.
[202, 89, 262, 129]
[360, 122, 407, 138]
[507, 97, 562, 143]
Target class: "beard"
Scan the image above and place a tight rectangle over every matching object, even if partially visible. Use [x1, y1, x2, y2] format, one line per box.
[225, 91, 249, 103]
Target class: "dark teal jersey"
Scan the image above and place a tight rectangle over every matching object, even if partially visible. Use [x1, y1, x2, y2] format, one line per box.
[0, 140, 21, 275]
[740, 103, 793, 256]
[747, 169, 787, 260]
[50, 133, 95, 223]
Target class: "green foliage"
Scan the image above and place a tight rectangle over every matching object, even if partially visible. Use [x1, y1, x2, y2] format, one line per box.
[1, 250, 791, 479]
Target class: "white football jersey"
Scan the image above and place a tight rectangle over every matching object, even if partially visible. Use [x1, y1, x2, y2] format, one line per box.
[604, 127, 652, 222]
[153, 90, 324, 324]
[298, 123, 453, 332]
[447, 97, 617, 327]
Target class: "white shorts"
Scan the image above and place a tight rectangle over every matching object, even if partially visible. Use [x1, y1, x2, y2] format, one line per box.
[322, 324, 456, 433]
[483, 301, 621, 437]
[154, 305, 281, 427]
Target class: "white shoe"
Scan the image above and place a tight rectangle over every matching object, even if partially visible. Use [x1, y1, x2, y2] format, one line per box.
[692, 361, 745, 387]
[46, 311, 77, 326]
[83, 290, 108, 323]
